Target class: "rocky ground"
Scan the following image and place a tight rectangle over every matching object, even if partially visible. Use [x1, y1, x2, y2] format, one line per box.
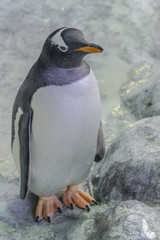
[1, 0, 160, 239]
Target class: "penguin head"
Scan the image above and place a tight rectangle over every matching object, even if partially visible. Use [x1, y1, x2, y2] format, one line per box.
[40, 27, 103, 68]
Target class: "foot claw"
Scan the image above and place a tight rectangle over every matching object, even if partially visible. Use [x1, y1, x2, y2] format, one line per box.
[86, 205, 90, 212]
[47, 216, 51, 223]
[92, 200, 98, 205]
[70, 203, 74, 210]
[35, 216, 40, 223]
[58, 207, 62, 213]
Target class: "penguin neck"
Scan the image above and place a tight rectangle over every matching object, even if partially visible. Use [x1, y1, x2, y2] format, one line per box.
[36, 55, 90, 86]
[38, 51, 86, 69]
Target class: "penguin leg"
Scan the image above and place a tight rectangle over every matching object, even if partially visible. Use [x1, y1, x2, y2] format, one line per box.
[35, 195, 62, 223]
[62, 186, 97, 211]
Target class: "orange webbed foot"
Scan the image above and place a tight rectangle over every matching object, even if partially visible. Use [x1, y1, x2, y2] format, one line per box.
[35, 195, 62, 223]
[62, 186, 97, 211]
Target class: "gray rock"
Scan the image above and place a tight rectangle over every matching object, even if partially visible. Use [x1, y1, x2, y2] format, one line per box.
[90, 116, 160, 203]
[86, 106, 135, 198]
[93, 200, 160, 240]
[120, 62, 160, 119]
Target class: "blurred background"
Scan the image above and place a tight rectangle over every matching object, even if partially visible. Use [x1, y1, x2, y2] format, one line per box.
[0, 0, 160, 238]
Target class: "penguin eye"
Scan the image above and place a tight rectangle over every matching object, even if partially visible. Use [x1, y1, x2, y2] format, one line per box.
[58, 46, 68, 52]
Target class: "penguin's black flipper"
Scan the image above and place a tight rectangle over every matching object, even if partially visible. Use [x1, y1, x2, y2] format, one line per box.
[94, 121, 105, 162]
[18, 109, 33, 199]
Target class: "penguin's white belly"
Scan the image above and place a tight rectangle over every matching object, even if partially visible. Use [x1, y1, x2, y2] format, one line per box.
[29, 70, 101, 196]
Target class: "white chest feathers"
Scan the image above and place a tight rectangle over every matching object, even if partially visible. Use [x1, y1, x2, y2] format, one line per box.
[29, 70, 101, 196]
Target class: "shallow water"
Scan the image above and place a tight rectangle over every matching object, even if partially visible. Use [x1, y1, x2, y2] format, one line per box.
[0, 0, 160, 238]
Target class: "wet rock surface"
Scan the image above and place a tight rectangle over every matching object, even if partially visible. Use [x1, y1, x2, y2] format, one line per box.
[90, 117, 160, 204]
[120, 62, 160, 119]
[93, 200, 160, 240]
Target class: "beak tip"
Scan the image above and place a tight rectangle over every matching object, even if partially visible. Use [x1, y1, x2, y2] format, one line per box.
[97, 46, 103, 53]
[88, 43, 103, 53]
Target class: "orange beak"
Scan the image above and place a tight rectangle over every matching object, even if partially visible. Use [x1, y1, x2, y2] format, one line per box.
[74, 44, 103, 53]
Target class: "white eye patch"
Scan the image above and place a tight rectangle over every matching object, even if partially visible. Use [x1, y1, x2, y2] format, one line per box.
[51, 28, 68, 52]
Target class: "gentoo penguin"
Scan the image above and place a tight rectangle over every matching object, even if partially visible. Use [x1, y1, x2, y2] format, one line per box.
[11, 27, 105, 223]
